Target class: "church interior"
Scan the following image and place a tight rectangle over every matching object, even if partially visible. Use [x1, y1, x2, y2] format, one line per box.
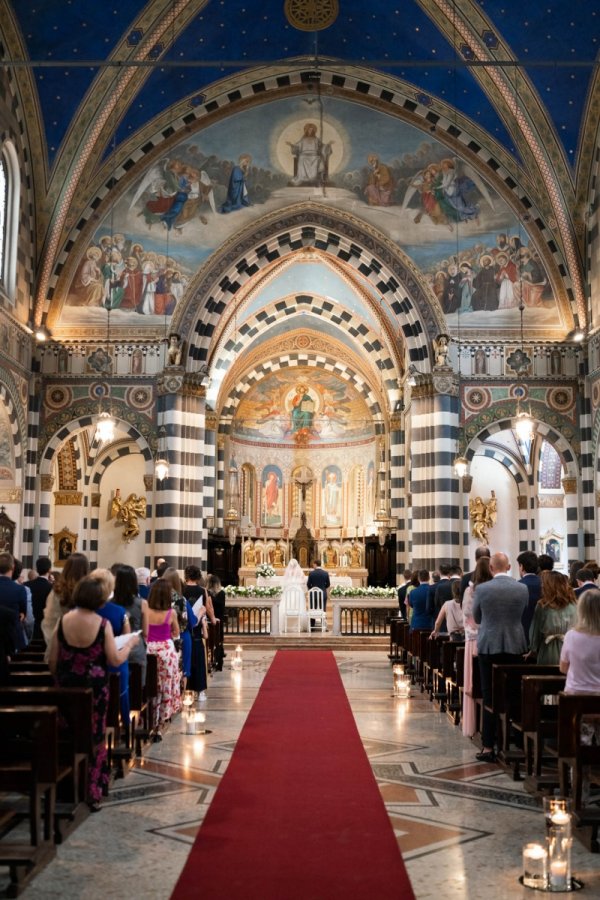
[1, 0, 600, 895]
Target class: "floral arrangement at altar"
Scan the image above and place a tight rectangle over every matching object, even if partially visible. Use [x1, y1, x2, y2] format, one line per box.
[329, 586, 397, 598]
[255, 563, 276, 578]
[225, 585, 281, 597]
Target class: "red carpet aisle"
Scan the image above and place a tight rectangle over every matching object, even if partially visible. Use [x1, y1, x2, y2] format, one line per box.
[172, 650, 414, 900]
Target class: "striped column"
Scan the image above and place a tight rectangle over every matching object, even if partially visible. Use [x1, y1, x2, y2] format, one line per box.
[203, 414, 217, 556]
[154, 373, 207, 571]
[21, 382, 42, 566]
[409, 374, 461, 569]
[389, 410, 405, 577]
[38, 474, 54, 559]
[578, 392, 595, 558]
[562, 476, 581, 563]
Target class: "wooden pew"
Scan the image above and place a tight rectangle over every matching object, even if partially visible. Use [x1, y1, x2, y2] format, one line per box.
[387, 615, 405, 662]
[7, 672, 54, 688]
[423, 634, 446, 700]
[0, 687, 93, 842]
[519, 674, 566, 789]
[490, 664, 559, 778]
[0, 707, 67, 845]
[144, 653, 159, 740]
[129, 662, 152, 756]
[8, 661, 50, 674]
[558, 692, 600, 851]
[406, 629, 429, 685]
[445, 645, 465, 726]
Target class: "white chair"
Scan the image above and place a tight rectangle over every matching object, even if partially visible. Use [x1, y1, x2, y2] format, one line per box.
[281, 586, 305, 633]
[307, 587, 327, 633]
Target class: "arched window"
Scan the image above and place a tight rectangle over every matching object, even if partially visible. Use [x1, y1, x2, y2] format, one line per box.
[0, 141, 20, 303]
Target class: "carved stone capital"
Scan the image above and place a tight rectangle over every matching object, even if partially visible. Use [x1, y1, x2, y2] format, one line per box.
[390, 412, 403, 430]
[561, 476, 577, 495]
[182, 371, 208, 397]
[0, 487, 23, 503]
[157, 373, 184, 395]
[517, 495, 528, 510]
[205, 412, 218, 431]
[54, 490, 83, 506]
[143, 474, 154, 491]
[91, 493, 102, 508]
[40, 474, 55, 491]
[461, 475, 473, 493]
[432, 371, 459, 396]
[538, 494, 564, 508]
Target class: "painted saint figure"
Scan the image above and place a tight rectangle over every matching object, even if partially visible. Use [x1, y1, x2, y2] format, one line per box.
[221, 154, 252, 213]
[322, 469, 342, 526]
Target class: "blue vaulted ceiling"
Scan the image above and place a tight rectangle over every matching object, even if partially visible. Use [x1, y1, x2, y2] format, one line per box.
[6, 0, 599, 167]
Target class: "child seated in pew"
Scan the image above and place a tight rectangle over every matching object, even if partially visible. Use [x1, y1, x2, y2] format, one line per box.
[560, 588, 600, 800]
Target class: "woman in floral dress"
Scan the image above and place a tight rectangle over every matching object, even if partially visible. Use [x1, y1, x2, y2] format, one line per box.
[49, 576, 139, 810]
[147, 579, 182, 739]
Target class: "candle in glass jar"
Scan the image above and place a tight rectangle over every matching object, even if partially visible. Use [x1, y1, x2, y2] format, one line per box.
[549, 858, 568, 888]
[522, 843, 547, 890]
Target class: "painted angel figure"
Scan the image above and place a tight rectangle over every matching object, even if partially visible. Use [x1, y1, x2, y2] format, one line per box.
[131, 157, 216, 233]
[403, 156, 494, 227]
[110, 489, 147, 542]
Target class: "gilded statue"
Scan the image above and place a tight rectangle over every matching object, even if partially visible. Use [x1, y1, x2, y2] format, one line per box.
[324, 543, 337, 567]
[349, 541, 361, 568]
[469, 491, 497, 545]
[244, 541, 256, 566]
[272, 544, 285, 567]
[110, 489, 147, 542]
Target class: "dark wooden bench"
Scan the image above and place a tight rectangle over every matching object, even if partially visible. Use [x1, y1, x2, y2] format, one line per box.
[7, 672, 54, 688]
[519, 674, 566, 789]
[0, 687, 94, 842]
[558, 692, 600, 851]
[445, 645, 465, 726]
[387, 615, 406, 662]
[423, 634, 447, 700]
[8, 661, 51, 674]
[129, 662, 152, 756]
[0, 707, 68, 845]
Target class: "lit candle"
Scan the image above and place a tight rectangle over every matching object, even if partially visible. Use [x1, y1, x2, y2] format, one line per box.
[522, 843, 547, 890]
[549, 858, 568, 889]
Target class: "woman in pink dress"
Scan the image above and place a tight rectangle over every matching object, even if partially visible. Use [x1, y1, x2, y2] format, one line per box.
[461, 557, 492, 738]
[147, 579, 181, 740]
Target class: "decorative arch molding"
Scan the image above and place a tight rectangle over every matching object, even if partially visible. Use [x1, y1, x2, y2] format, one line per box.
[466, 412, 579, 481]
[207, 303, 401, 413]
[216, 351, 389, 428]
[90, 441, 151, 488]
[178, 204, 443, 368]
[0, 375, 24, 483]
[39, 411, 154, 475]
[470, 444, 527, 489]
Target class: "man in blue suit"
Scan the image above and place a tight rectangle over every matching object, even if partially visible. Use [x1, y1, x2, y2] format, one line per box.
[0, 552, 27, 652]
[517, 550, 541, 645]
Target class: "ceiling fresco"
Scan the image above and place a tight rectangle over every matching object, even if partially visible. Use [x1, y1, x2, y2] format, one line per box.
[8, 0, 596, 165]
[61, 95, 560, 332]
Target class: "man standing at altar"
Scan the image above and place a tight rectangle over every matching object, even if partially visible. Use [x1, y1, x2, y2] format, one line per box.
[307, 559, 330, 611]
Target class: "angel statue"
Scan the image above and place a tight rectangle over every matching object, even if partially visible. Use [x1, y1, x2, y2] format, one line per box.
[433, 333, 450, 367]
[110, 489, 147, 542]
[402, 156, 494, 228]
[131, 157, 216, 234]
[469, 491, 497, 545]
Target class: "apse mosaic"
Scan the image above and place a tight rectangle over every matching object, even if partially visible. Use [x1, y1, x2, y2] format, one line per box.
[231, 367, 375, 448]
[62, 96, 558, 331]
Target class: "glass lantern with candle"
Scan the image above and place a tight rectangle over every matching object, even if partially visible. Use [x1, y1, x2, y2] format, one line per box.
[392, 664, 404, 696]
[543, 797, 572, 892]
[522, 843, 548, 890]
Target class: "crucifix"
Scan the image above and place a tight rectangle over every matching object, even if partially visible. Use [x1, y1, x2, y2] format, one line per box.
[293, 466, 313, 519]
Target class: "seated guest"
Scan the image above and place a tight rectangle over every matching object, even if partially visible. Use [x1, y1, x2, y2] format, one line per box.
[42, 552, 89, 656]
[114, 564, 148, 685]
[409, 570, 433, 631]
[568, 560, 585, 590]
[25, 556, 53, 640]
[48, 576, 139, 810]
[462, 557, 492, 738]
[90, 568, 131, 733]
[431, 580, 464, 641]
[574, 569, 597, 597]
[529, 571, 577, 665]
[147, 579, 181, 740]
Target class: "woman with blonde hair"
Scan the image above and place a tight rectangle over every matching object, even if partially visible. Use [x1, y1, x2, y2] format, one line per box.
[529, 570, 577, 665]
[461, 556, 492, 738]
[42, 552, 90, 656]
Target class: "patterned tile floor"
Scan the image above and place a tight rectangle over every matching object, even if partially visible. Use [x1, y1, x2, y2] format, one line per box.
[3, 651, 599, 899]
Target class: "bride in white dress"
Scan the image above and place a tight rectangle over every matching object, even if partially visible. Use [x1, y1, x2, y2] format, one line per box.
[280, 558, 307, 631]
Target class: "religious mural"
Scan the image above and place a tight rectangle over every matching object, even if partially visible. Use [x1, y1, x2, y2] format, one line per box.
[322, 465, 343, 526]
[0, 407, 14, 481]
[261, 464, 283, 527]
[231, 368, 374, 448]
[62, 97, 559, 332]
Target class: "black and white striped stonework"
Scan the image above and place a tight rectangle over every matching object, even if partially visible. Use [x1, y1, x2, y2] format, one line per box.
[577, 393, 595, 557]
[389, 413, 405, 576]
[154, 390, 206, 570]
[409, 386, 460, 569]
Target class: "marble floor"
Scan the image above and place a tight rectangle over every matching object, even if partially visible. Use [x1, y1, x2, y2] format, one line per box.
[3, 650, 599, 899]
